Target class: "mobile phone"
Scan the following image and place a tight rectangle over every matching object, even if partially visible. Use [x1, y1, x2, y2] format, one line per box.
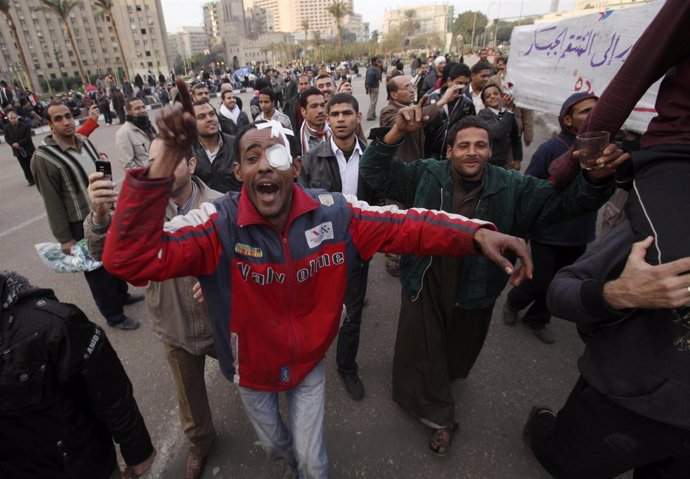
[95, 160, 112, 180]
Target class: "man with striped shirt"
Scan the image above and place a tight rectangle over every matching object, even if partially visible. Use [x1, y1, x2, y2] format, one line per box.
[30, 102, 141, 330]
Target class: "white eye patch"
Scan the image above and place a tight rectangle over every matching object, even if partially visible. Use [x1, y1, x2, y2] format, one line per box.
[266, 143, 292, 170]
[255, 119, 294, 170]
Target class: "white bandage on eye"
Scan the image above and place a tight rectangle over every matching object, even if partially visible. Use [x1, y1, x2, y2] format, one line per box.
[255, 119, 294, 170]
[266, 143, 291, 170]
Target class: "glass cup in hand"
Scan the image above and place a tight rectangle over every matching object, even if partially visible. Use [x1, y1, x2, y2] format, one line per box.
[575, 131, 610, 170]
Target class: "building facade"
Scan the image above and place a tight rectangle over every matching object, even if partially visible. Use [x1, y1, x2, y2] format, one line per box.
[242, 0, 354, 37]
[382, 4, 454, 37]
[0, 0, 171, 93]
[203, 1, 222, 46]
[168, 26, 209, 61]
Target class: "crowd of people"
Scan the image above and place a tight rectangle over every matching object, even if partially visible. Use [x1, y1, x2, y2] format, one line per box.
[3, 1, 690, 476]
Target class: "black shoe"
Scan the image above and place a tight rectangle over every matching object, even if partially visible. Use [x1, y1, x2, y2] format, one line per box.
[340, 372, 365, 401]
[27, 181, 35, 186]
[123, 293, 145, 306]
[502, 301, 519, 325]
[108, 315, 140, 330]
[531, 325, 555, 344]
[522, 405, 555, 450]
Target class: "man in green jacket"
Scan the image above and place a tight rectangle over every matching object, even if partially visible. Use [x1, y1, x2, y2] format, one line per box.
[359, 100, 628, 456]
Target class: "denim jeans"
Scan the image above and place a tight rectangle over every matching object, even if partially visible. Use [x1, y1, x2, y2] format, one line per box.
[238, 360, 328, 479]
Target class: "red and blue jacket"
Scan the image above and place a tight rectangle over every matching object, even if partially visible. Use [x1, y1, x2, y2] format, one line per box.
[103, 169, 494, 391]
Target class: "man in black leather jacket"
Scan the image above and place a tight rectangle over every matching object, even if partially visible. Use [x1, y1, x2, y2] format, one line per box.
[0, 271, 155, 479]
[299, 93, 382, 401]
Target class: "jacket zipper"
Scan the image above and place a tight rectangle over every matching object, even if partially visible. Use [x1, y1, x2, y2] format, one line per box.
[411, 187, 444, 302]
[281, 234, 298, 383]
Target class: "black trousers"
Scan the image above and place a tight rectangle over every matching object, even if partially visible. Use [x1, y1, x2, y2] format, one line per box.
[336, 259, 369, 375]
[15, 153, 34, 184]
[529, 377, 690, 479]
[70, 222, 127, 324]
[507, 241, 586, 329]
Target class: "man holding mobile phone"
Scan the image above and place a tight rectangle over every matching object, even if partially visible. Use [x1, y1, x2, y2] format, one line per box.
[31, 101, 142, 330]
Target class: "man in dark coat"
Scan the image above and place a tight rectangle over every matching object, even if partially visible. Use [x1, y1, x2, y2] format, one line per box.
[4, 110, 35, 185]
[0, 271, 156, 479]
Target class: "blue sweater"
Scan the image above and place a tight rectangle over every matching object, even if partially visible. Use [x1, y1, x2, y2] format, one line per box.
[526, 131, 597, 246]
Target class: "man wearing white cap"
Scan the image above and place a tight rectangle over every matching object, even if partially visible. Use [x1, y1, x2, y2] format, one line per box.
[422, 55, 447, 94]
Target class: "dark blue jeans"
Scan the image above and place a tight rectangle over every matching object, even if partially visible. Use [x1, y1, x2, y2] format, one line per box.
[336, 259, 369, 375]
[529, 377, 690, 479]
[70, 221, 127, 324]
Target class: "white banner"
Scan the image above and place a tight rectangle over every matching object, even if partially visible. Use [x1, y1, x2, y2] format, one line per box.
[508, 2, 666, 133]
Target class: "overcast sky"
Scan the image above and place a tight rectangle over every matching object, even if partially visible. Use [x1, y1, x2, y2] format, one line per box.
[161, 0, 576, 33]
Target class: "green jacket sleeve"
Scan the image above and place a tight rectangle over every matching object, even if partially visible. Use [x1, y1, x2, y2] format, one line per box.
[359, 127, 429, 207]
[513, 169, 614, 236]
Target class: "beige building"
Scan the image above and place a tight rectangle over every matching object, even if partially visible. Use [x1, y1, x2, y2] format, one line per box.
[243, 0, 354, 37]
[341, 13, 369, 43]
[382, 4, 454, 37]
[0, 0, 171, 93]
[244, 0, 295, 33]
[224, 31, 294, 66]
[203, 1, 222, 46]
[168, 26, 210, 61]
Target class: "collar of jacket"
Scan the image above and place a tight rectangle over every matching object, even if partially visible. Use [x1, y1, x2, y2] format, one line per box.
[432, 160, 506, 200]
[236, 182, 320, 229]
[45, 132, 87, 152]
[315, 136, 366, 159]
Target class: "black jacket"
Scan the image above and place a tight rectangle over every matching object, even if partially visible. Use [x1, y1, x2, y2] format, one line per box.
[4, 120, 35, 159]
[477, 108, 523, 168]
[218, 111, 250, 136]
[423, 88, 476, 160]
[0, 273, 153, 479]
[298, 137, 383, 206]
[190, 132, 242, 193]
[547, 220, 690, 430]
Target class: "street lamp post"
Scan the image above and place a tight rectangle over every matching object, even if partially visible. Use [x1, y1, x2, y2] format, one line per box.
[470, 12, 477, 49]
[483, 3, 497, 47]
[493, 0, 502, 47]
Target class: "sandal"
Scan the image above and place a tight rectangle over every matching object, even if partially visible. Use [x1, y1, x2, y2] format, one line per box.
[428, 422, 459, 456]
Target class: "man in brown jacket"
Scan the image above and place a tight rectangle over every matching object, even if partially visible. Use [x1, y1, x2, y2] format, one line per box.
[85, 138, 222, 479]
[379, 76, 459, 275]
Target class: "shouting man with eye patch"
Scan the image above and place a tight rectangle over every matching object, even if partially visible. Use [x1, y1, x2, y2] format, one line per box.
[102, 80, 533, 478]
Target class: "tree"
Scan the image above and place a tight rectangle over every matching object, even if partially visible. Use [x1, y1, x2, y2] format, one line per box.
[0, 0, 35, 91]
[301, 19, 310, 60]
[453, 10, 488, 48]
[93, 0, 130, 81]
[38, 0, 88, 86]
[402, 9, 421, 39]
[326, 0, 350, 60]
[312, 31, 322, 63]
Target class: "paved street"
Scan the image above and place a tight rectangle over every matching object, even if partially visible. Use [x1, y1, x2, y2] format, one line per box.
[0, 76, 622, 478]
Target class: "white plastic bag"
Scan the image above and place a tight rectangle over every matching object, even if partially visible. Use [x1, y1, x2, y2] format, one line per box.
[35, 239, 103, 273]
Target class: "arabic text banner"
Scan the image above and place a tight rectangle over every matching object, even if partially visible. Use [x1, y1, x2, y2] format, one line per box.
[509, 2, 665, 133]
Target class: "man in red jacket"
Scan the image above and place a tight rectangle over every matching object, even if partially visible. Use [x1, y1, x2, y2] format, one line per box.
[101, 81, 532, 478]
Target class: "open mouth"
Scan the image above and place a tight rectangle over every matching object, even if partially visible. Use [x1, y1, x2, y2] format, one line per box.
[256, 181, 279, 201]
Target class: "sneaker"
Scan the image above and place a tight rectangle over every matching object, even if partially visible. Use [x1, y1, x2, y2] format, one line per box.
[340, 372, 365, 401]
[531, 325, 555, 344]
[123, 293, 145, 306]
[522, 405, 555, 450]
[108, 315, 140, 330]
[502, 301, 519, 325]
